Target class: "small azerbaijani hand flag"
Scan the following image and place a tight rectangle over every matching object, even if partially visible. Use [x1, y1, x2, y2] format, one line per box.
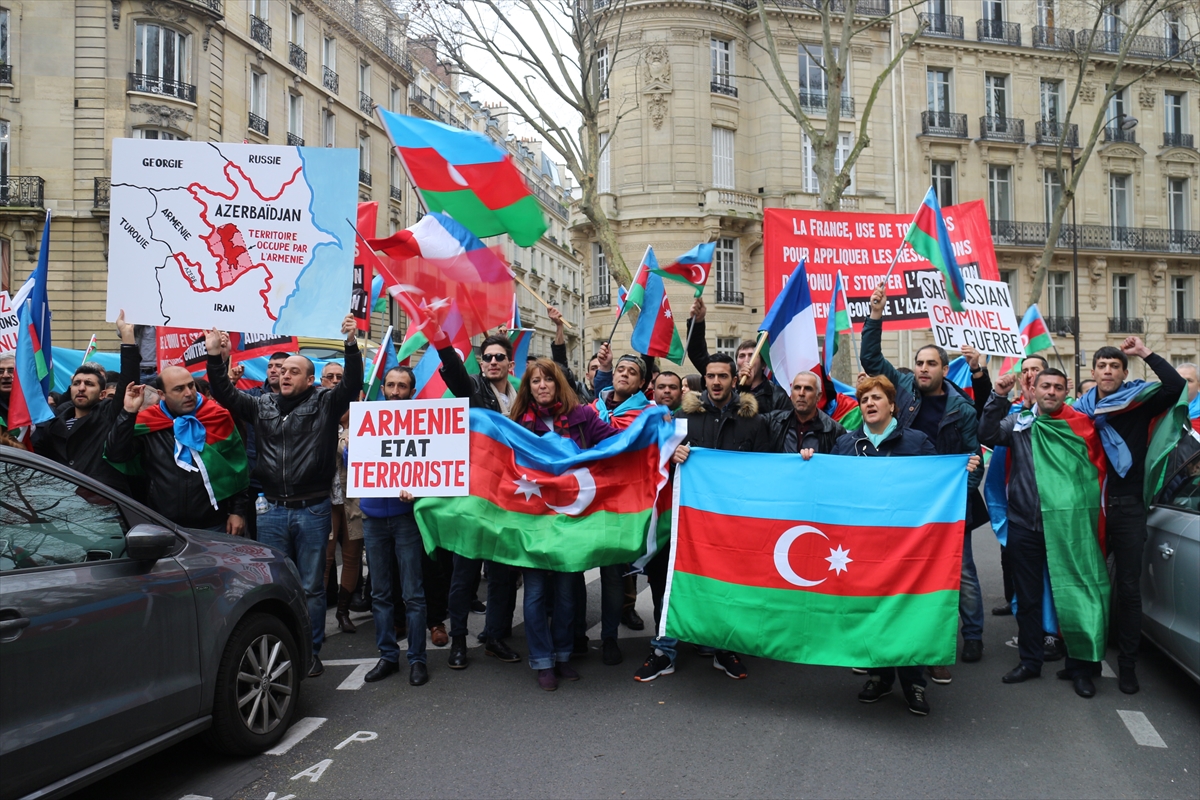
[761, 260, 821, 393]
[623, 247, 656, 312]
[9, 211, 55, 428]
[651, 242, 716, 297]
[363, 325, 398, 401]
[510, 293, 521, 330]
[615, 285, 628, 318]
[823, 270, 852, 377]
[81, 334, 98, 364]
[904, 187, 967, 312]
[630, 270, 685, 364]
[509, 328, 534, 378]
[1000, 305, 1055, 375]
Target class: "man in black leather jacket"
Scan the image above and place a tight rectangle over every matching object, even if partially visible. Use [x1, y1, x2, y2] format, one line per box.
[764, 370, 846, 455]
[205, 316, 362, 678]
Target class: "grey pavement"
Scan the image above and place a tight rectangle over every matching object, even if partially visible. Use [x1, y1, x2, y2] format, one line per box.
[72, 527, 1200, 800]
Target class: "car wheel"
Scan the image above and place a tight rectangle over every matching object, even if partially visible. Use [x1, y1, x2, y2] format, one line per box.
[203, 612, 300, 755]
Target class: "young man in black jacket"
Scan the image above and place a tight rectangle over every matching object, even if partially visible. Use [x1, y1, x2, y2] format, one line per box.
[205, 316, 362, 679]
[685, 296, 791, 413]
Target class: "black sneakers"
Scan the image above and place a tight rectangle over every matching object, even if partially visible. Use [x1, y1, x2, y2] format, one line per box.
[713, 651, 747, 679]
[1119, 664, 1140, 694]
[602, 637, 623, 666]
[858, 677, 892, 703]
[904, 684, 930, 716]
[308, 656, 324, 678]
[633, 650, 675, 682]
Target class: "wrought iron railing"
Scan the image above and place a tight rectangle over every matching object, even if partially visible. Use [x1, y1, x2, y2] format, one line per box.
[1168, 318, 1200, 335]
[978, 19, 1020, 46]
[287, 133, 304, 146]
[1078, 29, 1199, 60]
[1036, 120, 1079, 148]
[715, 289, 744, 305]
[1045, 316, 1075, 335]
[390, 185, 402, 202]
[1032, 26, 1074, 50]
[0, 64, 11, 84]
[921, 110, 968, 138]
[289, 42, 307, 72]
[980, 116, 1024, 143]
[323, 66, 339, 93]
[989, 220, 1200, 254]
[250, 15, 271, 49]
[1108, 317, 1144, 334]
[588, 294, 611, 309]
[1104, 126, 1137, 144]
[248, 112, 268, 136]
[722, 0, 890, 15]
[711, 80, 738, 98]
[799, 90, 855, 116]
[359, 92, 374, 115]
[918, 12, 964, 39]
[0, 176, 45, 208]
[127, 73, 197, 102]
[322, 0, 411, 73]
[1164, 132, 1194, 148]
[94, 177, 110, 209]
[532, 183, 569, 220]
[359, 169, 372, 186]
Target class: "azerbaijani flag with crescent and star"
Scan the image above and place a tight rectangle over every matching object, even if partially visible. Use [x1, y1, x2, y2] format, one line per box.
[630, 270, 685, 364]
[651, 242, 715, 297]
[904, 187, 967, 312]
[378, 109, 547, 246]
[999, 305, 1055, 375]
[662, 449, 968, 667]
[415, 409, 685, 572]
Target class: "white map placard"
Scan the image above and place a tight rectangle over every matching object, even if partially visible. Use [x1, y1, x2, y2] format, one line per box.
[106, 139, 357, 337]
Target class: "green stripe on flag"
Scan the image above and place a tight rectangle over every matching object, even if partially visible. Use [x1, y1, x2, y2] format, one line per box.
[663, 572, 959, 667]
[419, 190, 546, 246]
[1144, 387, 1190, 507]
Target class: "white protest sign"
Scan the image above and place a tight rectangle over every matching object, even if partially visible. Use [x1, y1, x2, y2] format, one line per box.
[106, 138, 357, 338]
[917, 271, 1022, 358]
[0, 292, 17, 356]
[348, 399, 471, 498]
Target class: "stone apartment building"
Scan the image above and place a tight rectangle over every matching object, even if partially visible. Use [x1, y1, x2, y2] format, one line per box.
[576, 0, 1199, 379]
[0, 0, 582, 367]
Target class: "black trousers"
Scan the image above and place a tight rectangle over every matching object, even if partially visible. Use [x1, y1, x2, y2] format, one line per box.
[422, 548, 453, 626]
[1106, 498, 1148, 669]
[869, 666, 926, 690]
[1008, 521, 1097, 675]
[646, 546, 670, 629]
[999, 544, 1015, 605]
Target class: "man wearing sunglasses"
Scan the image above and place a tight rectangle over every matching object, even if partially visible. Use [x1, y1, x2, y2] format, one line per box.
[429, 322, 522, 669]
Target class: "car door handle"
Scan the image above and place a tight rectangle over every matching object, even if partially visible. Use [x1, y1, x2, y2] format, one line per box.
[0, 616, 31, 635]
[1158, 543, 1175, 559]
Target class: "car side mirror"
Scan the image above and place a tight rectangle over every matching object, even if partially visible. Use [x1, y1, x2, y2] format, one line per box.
[125, 524, 179, 562]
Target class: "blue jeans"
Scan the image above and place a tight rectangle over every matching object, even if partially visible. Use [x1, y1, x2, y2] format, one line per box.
[362, 514, 427, 664]
[257, 499, 332, 656]
[523, 568, 575, 670]
[959, 528, 984, 642]
[448, 556, 515, 640]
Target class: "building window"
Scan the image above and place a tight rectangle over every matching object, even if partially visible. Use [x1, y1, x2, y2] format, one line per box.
[1171, 275, 1192, 322]
[799, 44, 847, 110]
[596, 45, 609, 101]
[1104, 2, 1123, 36]
[249, 70, 266, 118]
[715, 337, 738, 357]
[1109, 87, 1128, 127]
[358, 62, 370, 96]
[137, 129, 182, 140]
[391, 85, 403, 114]
[1048, 271, 1071, 319]
[1112, 274, 1134, 321]
[1043, 168, 1063, 223]
[323, 36, 336, 70]
[1165, 92, 1185, 136]
[287, 93, 302, 138]
[390, 152, 402, 190]
[597, 132, 610, 194]
[1109, 173, 1130, 229]
[711, 38, 734, 90]
[1168, 177, 1188, 236]
[985, 74, 1008, 120]
[323, 111, 335, 147]
[1166, 8, 1184, 52]
[0, 10, 9, 66]
[715, 237, 738, 296]
[251, 0, 269, 21]
[712, 126, 735, 190]
[987, 165, 1012, 222]
[135, 23, 189, 85]
[931, 161, 955, 207]
[1040, 79, 1062, 122]
[592, 243, 608, 295]
[0, 120, 8, 182]
[1037, 0, 1056, 27]
[999, 269, 1018, 304]
[358, 134, 370, 172]
[803, 133, 853, 195]
[927, 68, 951, 114]
[289, 7, 303, 44]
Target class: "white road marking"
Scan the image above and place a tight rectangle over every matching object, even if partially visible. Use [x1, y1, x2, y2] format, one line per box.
[1117, 710, 1167, 748]
[336, 662, 375, 690]
[178, 795, 213, 800]
[290, 759, 333, 782]
[266, 716, 327, 755]
[1101, 660, 1116, 678]
[335, 731, 378, 750]
[321, 658, 380, 666]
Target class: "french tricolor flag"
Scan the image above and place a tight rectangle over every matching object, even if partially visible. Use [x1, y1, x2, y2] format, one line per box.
[760, 260, 820, 392]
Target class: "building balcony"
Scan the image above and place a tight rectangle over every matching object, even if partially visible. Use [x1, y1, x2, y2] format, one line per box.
[1032, 25, 1074, 50]
[390, 185, 402, 202]
[711, 80, 738, 98]
[1078, 29, 1199, 60]
[323, 66, 339, 94]
[287, 132, 304, 147]
[1036, 120, 1079, 148]
[0, 64, 11, 84]
[588, 293, 610, 309]
[0, 176, 45, 208]
[248, 111, 268, 136]
[359, 169, 372, 186]
[1108, 317, 1144, 334]
[532, 183, 569, 220]
[1169, 318, 1200, 335]
[127, 73, 197, 103]
[1164, 132, 1195, 148]
[715, 290, 744, 306]
[977, 19, 1020, 46]
[94, 177, 110, 209]
[799, 90, 854, 116]
[703, 188, 763, 216]
[921, 110, 968, 138]
[980, 116, 1024, 143]
[1044, 315, 1075, 336]
[359, 92, 374, 115]
[250, 15, 271, 49]
[193, 0, 223, 14]
[989, 220, 1200, 254]
[1104, 126, 1137, 144]
[917, 12, 964, 39]
[288, 42, 307, 73]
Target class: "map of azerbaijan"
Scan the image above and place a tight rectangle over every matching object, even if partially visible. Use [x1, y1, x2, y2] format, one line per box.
[106, 139, 356, 338]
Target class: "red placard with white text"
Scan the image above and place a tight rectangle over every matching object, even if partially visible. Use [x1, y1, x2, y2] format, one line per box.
[763, 200, 1000, 331]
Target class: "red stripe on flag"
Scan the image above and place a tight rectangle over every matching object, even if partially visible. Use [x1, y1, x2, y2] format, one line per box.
[1022, 317, 1048, 340]
[912, 204, 938, 240]
[674, 506, 963, 597]
[469, 431, 662, 516]
[398, 149, 531, 209]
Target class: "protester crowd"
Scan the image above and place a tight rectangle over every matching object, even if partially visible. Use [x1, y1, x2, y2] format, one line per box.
[1, 286, 1195, 717]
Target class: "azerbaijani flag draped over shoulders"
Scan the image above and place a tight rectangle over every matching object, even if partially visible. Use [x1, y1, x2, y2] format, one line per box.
[663, 449, 968, 667]
[630, 270, 685, 364]
[905, 187, 967, 312]
[8, 212, 55, 429]
[415, 409, 686, 572]
[651, 242, 715, 297]
[378, 109, 547, 246]
[760, 260, 820, 393]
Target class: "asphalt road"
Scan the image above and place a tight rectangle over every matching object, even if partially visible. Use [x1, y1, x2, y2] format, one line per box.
[73, 527, 1200, 800]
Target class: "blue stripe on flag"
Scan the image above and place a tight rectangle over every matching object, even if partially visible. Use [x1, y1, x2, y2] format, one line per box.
[379, 108, 505, 165]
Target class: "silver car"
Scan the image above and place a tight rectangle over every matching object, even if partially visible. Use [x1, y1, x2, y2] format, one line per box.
[1143, 433, 1200, 683]
[0, 448, 311, 800]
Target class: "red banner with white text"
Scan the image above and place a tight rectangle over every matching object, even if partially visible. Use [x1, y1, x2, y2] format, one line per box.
[763, 200, 1000, 331]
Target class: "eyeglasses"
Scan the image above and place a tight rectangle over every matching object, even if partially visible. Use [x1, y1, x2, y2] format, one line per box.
[480, 353, 508, 363]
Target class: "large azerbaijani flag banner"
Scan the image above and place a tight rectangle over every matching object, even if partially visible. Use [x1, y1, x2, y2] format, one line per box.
[415, 409, 686, 571]
[662, 449, 968, 667]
